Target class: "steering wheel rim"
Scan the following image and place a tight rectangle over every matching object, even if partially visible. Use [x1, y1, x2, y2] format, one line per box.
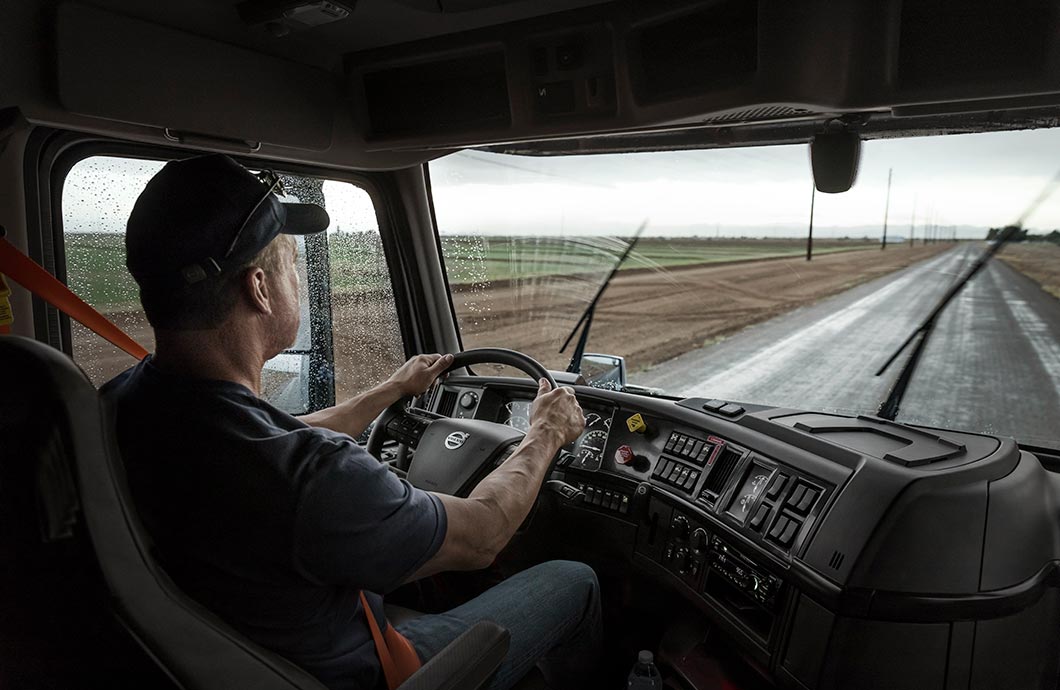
[365, 348, 557, 462]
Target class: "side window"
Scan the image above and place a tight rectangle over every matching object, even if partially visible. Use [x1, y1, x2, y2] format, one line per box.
[60, 154, 404, 412]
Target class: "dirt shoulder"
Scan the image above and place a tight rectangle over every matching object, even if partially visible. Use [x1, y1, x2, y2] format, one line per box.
[999, 243, 1060, 300]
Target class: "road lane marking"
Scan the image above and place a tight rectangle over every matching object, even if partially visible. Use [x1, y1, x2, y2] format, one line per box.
[1000, 285, 1060, 393]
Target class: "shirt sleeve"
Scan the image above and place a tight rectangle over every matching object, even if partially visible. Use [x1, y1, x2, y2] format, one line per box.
[292, 440, 448, 593]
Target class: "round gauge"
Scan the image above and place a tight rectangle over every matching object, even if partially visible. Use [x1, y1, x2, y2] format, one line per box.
[574, 430, 608, 470]
[750, 473, 769, 493]
[585, 412, 602, 428]
[736, 493, 756, 516]
[504, 402, 530, 432]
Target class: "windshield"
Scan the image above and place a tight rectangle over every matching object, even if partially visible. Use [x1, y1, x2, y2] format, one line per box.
[429, 129, 1060, 449]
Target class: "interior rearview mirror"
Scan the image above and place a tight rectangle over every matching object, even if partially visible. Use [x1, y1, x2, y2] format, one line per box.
[810, 127, 861, 193]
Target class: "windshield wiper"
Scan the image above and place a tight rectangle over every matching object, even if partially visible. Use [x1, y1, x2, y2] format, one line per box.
[875, 226, 1019, 419]
[876, 169, 1060, 420]
[560, 221, 647, 375]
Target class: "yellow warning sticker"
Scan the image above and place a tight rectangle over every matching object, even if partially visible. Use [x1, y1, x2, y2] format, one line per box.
[0, 274, 12, 328]
[626, 413, 647, 433]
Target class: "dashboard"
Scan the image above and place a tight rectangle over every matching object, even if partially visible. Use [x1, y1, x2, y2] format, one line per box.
[423, 375, 1060, 690]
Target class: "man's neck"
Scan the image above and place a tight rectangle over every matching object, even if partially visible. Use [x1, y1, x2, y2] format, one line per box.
[152, 325, 267, 396]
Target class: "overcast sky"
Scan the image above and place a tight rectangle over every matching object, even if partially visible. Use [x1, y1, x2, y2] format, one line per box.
[430, 127, 1060, 239]
[63, 127, 1060, 240]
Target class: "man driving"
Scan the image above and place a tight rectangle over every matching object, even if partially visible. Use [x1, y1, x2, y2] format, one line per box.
[102, 154, 601, 690]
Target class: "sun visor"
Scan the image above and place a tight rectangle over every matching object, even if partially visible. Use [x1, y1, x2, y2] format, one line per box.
[55, 2, 336, 150]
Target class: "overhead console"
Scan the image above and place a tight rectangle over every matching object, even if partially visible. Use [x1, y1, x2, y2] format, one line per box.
[344, 0, 1060, 152]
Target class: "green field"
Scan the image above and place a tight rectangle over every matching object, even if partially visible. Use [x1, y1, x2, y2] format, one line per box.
[64, 232, 877, 311]
[439, 235, 878, 284]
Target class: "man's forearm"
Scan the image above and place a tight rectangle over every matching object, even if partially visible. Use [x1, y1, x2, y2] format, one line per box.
[464, 427, 564, 553]
[299, 380, 403, 437]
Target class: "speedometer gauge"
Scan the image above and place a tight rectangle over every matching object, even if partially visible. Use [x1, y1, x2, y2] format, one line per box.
[504, 401, 531, 432]
[573, 430, 608, 471]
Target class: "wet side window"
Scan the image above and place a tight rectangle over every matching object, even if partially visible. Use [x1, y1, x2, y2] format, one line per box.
[61, 155, 403, 412]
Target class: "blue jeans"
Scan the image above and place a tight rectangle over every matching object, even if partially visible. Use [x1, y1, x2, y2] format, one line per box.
[396, 560, 602, 690]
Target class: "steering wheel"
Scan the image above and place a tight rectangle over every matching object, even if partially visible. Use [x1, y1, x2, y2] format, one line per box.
[366, 348, 558, 496]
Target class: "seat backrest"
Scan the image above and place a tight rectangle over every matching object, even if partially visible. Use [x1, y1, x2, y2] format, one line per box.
[0, 336, 327, 690]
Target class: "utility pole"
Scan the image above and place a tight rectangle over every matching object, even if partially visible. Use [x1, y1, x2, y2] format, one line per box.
[910, 194, 917, 247]
[881, 168, 892, 250]
[807, 182, 816, 261]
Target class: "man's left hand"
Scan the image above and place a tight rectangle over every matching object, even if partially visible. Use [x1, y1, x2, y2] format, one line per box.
[386, 353, 455, 398]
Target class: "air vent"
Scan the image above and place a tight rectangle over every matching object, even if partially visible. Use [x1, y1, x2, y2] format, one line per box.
[700, 105, 814, 124]
[436, 389, 458, 417]
[701, 445, 742, 498]
[828, 550, 846, 570]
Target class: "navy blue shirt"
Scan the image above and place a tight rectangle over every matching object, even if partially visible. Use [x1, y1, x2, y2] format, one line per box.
[102, 357, 447, 690]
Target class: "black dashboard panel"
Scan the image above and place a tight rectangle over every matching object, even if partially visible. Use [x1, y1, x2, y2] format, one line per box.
[423, 375, 1060, 690]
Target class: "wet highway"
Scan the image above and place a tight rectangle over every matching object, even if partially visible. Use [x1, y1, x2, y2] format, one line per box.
[639, 244, 1060, 448]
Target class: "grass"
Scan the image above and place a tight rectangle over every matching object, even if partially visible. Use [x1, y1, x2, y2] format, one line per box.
[64, 232, 878, 311]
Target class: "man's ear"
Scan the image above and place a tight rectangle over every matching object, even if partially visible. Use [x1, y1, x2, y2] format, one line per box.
[243, 266, 272, 315]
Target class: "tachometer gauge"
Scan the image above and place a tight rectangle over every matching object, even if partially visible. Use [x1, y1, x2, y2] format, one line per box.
[573, 430, 608, 471]
[585, 412, 602, 428]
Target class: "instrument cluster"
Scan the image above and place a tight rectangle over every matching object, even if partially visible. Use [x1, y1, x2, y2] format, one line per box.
[501, 399, 615, 471]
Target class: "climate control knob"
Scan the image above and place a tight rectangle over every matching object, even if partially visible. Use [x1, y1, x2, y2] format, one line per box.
[671, 515, 690, 541]
[691, 527, 709, 553]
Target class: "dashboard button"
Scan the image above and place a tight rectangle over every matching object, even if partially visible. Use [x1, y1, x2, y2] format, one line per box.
[685, 470, 700, 489]
[668, 465, 684, 482]
[769, 515, 791, 539]
[718, 403, 745, 416]
[750, 504, 771, 530]
[654, 459, 672, 478]
[702, 399, 727, 412]
[665, 433, 678, 452]
[788, 484, 807, 507]
[795, 487, 818, 514]
[766, 473, 788, 499]
[778, 519, 800, 546]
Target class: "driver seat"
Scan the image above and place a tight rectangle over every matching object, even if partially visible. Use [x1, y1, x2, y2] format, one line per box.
[0, 335, 509, 690]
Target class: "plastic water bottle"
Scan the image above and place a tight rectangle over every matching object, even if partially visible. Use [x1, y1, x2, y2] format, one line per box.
[628, 650, 662, 689]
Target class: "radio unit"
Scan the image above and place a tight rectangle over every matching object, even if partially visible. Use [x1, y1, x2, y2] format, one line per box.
[706, 535, 781, 609]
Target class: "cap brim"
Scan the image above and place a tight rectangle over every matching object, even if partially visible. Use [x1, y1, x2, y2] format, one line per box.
[281, 203, 330, 235]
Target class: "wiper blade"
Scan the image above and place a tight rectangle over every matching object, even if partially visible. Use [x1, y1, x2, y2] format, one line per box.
[560, 221, 647, 374]
[876, 169, 1060, 420]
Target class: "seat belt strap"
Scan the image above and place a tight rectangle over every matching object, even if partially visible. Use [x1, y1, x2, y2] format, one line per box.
[359, 591, 422, 689]
[0, 237, 148, 360]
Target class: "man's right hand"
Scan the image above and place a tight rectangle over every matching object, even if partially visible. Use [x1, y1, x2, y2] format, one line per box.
[529, 378, 585, 449]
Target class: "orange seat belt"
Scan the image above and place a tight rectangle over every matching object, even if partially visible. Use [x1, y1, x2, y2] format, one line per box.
[0, 236, 148, 360]
[359, 591, 422, 689]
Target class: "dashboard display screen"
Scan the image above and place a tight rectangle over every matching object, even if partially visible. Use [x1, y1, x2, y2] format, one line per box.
[725, 461, 772, 523]
[502, 399, 614, 471]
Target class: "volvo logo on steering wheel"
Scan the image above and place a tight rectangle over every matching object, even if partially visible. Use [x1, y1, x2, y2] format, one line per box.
[444, 431, 469, 450]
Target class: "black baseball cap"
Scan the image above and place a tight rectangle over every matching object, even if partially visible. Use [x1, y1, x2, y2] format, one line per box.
[125, 154, 330, 288]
